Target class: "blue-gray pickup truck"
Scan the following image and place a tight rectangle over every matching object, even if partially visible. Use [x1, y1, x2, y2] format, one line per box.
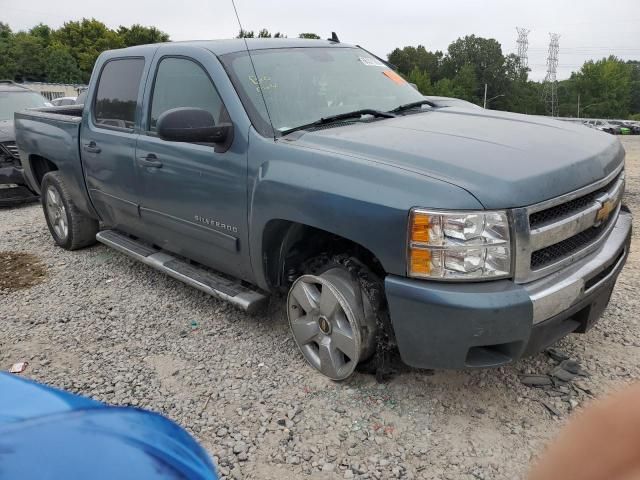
[15, 39, 631, 380]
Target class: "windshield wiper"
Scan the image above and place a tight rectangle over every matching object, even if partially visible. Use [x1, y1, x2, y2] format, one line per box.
[389, 99, 437, 114]
[280, 109, 395, 136]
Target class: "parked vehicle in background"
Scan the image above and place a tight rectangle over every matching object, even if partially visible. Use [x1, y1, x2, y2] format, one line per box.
[609, 120, 639, 135]
[74, 89, 88, 105]
[51, 96, 77, 106]
[584, 119, 620, 135]
[15, 39, 631, 380]
[0, 80, 50, 205]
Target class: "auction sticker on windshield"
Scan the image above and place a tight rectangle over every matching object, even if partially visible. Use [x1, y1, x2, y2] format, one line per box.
[382, 69, 407, 85]
[359, 57, 385, 67]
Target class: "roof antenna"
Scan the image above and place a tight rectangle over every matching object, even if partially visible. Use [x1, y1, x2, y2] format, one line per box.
[231, 0, 277, 140]
[328, 32, 340, 43]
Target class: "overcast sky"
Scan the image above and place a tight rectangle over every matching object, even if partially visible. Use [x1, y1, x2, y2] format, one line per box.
[3, 0, 640, 80]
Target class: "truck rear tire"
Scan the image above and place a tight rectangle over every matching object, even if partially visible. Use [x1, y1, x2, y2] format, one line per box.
[41, 171, 98, 250]
[287, 255, 380, 380]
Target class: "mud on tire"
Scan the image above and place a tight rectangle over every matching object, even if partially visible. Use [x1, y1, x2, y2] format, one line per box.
[41, 171, 98, 250]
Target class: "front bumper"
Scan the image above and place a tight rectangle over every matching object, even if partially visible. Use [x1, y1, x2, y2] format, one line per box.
[0, 166, 38, 206]
[385, 210, 632, 369]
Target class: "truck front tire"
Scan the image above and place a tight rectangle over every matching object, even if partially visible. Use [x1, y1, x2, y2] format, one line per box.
[287, 255, 380, 380]
[41, 171, 98, 250]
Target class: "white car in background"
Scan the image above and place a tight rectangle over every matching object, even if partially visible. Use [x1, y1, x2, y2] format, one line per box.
[51, 96, 77, 106]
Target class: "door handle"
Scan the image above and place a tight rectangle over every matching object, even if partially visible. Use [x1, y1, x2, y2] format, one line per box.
[83, 141, 101, 154]
[138, 153, 163, 168]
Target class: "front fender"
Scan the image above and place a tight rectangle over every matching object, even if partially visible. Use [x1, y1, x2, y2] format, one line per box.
[247, 131, 483, 290]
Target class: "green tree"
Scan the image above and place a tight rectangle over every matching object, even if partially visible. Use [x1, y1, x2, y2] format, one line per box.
[452, 63, 477, 102]
[10, 32, 46, 81]
[388, 45, 442, 79]
[299, 33, 320, 39]
[432, 78, 457, 98]
[572, 56, 632, 118]
[29, 23, 52, 45]
[627, 61, 640, 116]
[0, 22, 16, 80]
[53, 19, 123, 82]
[408, 67, 432, 95]
[441, 35, 507, 104]
[117, 24, 169, 47]
[236, 29, 254, 38]
[44, 43, 83, 83]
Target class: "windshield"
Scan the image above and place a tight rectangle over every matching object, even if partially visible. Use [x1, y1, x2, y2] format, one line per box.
[0, 91, 50, 121]
[222, 47, 425, 135]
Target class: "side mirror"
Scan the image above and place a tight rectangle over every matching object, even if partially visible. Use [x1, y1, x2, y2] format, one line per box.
[156, 107, 232, 144]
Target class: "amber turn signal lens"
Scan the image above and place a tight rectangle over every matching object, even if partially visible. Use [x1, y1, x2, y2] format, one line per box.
[409, 248, 431, 275]
[411, 212, 430, 243]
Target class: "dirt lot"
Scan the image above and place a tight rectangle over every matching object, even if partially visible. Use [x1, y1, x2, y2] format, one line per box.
[1, 136, 639, 480]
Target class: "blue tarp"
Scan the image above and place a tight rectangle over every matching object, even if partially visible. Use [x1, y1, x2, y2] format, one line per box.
[0, 372, 218, 480]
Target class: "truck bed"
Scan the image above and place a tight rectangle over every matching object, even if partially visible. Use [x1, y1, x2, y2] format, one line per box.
[14, 106, 94, 216]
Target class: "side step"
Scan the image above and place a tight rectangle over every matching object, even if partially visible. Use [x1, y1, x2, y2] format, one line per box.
[96, 230, 268, 314]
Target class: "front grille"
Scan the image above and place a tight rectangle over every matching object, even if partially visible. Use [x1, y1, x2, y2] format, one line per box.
[529, 173, 620, 228]
[1, 141, 19, 159]
[530, 215, 613, 269]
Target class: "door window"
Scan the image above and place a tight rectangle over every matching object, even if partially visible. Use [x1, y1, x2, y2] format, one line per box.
[149, 57, 226, 132]
[94, 58, 145, 130]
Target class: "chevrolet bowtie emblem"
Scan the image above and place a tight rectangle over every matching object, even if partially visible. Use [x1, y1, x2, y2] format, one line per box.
[596, 198, 617, 223]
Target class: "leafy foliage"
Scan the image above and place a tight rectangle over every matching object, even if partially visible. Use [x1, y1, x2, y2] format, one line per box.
[2, 19, 639, 119]
[388, 36, 639, 119]
[299, 33, 321, 39]
[236, 29, 286, 38]
[0, 20, 168, 83]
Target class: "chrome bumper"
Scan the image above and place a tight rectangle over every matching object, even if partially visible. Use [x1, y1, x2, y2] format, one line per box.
[524, 210, 631, 324]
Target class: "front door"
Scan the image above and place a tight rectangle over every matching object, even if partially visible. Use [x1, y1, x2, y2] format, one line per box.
[135, 51, 250, 280]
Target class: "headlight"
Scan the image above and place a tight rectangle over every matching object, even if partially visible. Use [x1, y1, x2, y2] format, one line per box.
[408, 209, 511, 280]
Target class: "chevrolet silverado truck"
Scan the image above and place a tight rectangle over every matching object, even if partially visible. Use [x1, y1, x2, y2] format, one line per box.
[15, 39, 632, 380]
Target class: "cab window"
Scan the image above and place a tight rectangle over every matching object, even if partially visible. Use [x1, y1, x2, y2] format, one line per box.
[149, 57, 226, 132]
[94, 58, 145, 130]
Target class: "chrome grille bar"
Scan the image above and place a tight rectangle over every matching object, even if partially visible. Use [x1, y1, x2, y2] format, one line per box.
[513, 163, 625, 283]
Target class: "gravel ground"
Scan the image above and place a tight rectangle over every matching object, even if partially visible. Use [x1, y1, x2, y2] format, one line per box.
[2, 136, 639, 480]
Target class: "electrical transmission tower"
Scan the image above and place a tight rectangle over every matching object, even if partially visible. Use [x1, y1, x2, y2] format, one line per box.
[516, 27, 530, 70]
[542, 33, 560, 117]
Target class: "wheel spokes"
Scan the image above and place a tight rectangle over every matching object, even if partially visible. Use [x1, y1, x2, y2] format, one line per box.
[318, 339, 344, 378]
[330, 325, 357, 360]
[291, 280, 320, 313]
[47, 188, 58, 208]
[290, 315, 320, 345]
[319, 286, 339, 319]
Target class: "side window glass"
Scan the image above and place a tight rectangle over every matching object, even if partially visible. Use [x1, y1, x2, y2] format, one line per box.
[94, 58, 145, 129]
[149, 57, 226, 132]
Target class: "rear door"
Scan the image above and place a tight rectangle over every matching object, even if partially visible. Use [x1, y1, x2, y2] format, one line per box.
[80, 55, 150, 234]
[134, 47, 251, 280]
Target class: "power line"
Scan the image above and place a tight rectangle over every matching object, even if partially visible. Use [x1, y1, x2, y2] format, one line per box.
[516, 27, 530, 70]
[542, 33, 561, 117]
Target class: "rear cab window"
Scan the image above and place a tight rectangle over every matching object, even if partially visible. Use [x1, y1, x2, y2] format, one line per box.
[93, 58, 145, 131]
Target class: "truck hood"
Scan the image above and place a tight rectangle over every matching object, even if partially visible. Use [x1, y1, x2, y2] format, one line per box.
[291, 108, 624, 209]
[0, 120, 15, 143]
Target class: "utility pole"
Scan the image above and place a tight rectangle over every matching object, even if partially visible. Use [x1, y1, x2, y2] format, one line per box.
[516, 27, 530, 71]
[483, 83, 488, 109]
[577, 93, 580, 118]
[542, 33, 560, 117]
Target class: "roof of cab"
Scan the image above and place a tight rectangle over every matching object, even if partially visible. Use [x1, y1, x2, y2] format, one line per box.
[0, 81, 36, 93]
[111, 38, 356, 57]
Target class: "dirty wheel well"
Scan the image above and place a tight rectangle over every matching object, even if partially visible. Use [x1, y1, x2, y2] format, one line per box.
[263, 221, 386, 291]
[30, 155, 58, 188]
